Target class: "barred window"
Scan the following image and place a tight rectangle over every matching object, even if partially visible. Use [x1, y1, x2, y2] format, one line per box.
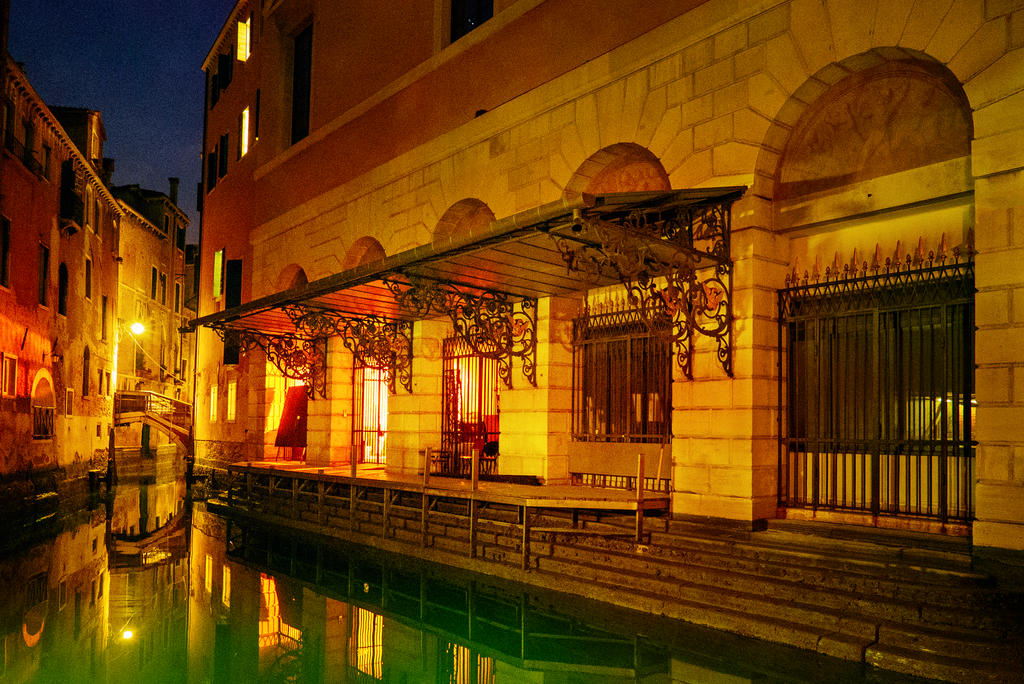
[572, 307, 671, 443]
[779, 259, 974, 522]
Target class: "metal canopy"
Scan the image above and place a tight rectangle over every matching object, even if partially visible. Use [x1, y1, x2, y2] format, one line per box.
[191, 187, 745, 396]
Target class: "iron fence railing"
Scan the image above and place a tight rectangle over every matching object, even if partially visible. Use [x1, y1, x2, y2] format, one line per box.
[778, 257, 974, 523]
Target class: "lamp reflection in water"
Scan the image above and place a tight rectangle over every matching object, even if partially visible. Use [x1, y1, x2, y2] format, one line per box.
[108, 321, 146, 488]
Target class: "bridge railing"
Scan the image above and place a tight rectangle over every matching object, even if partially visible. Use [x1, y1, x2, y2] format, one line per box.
[115, 390, 192, 431]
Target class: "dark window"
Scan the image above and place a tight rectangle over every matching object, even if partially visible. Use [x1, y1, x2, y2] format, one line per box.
[210, 71, 220, 108]
[291, 24, 313, 144]
[218, 52, 233, 89]
[176, 225, 186, 250]
[84, 258, 92, 299]
[174, 283, 181, 314]
[779, 260, 975, 522]
[223, 330, 240, 365]
[253, 89, 261, 140]
[225, 259, 242, 308]
[0, 216, 9, 287]
[206, 150, 217, 192]
[159, 272, 167, 305]
[218, 134, 228, 177]
[151, 266, 158, 299]
[82, 347, 90, 397]
[572, 307, 671, 444]
[57, 263, 69, 315]
[101, 295, 108, 340]
[38, 244, 49, 306]
[451, 0, 493, 41]
[42, 144, 51, 179]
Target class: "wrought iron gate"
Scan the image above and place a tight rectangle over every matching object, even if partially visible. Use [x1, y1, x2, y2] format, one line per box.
[439, 337, 499, 476]
[353, 366, 388, 464]
[778, 258, 974, 523]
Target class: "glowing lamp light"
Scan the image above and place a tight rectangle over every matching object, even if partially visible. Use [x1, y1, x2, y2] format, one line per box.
[129, 322, 145, 336]
[122, 629, 134, 640]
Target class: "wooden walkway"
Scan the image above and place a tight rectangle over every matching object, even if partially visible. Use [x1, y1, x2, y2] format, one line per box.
[223, 461, 669, 570]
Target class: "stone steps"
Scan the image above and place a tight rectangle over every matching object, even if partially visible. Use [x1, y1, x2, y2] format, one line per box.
[524, 514, 1023, 682]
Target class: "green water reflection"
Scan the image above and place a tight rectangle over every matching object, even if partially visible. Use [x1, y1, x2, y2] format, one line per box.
[1, 481, 907, 683]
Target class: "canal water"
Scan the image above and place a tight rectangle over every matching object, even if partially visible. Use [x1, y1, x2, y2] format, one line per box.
[1, 475, 924, 683]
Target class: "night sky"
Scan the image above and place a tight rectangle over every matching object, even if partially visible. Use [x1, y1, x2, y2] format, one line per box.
[8, 0, 238, 240]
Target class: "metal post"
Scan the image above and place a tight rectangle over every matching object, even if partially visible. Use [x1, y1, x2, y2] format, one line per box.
[106, 427, 117, 489]
[472, 445, 479, 492]
[521, 506, 530, 571]
[423, 446, 431, 486]
[469, 499, 477, 559]
[635, 452, 645, 543]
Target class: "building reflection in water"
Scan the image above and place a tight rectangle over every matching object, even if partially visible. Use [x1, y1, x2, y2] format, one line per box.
[2, 482, 876, 683]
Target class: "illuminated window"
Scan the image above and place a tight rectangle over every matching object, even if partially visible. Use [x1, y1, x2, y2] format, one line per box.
[236, 16, 251, 61]
[204, 554, 212, 593]
[440, 643, 494, 684]
[266, 363, 303, 431]
[354, 366, 388, 464]
[226, 379, 237, 422]
[1, 354, 17, 396]
[31, 377, 54, 440]
[238, 107, 250, 158]
[440, 337, 499, 476]
[212, 248, 225, 299]
[259, 574, 302, 648]
[572, 306, 671, 443]
[210, 385, 218, 422]
[222, 566, 231, 607]
[355, 607, 383, 679]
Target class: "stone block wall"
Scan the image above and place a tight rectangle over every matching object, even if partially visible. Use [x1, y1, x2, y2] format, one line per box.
[234, 0, 1024, 549]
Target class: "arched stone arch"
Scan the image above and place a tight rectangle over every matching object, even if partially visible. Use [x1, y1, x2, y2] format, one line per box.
[432, 199, 496, 241]
[275, 264, 308, 290]
[754, 50, 972, 206]
[342, 236, 386, 270]
[563, 143, 670, 199]
[30, 371, 54, 408]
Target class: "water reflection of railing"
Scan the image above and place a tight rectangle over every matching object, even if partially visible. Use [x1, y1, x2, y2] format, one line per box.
[225, 520, 668, 677]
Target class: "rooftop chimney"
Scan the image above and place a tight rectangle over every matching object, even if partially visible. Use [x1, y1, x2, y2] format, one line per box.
[168, 177, 179, 205]
[101, 158, 115, 186]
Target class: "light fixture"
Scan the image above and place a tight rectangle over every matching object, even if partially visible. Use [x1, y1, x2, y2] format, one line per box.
[122, 629, 134, 640]
[129, 322, 145, 336]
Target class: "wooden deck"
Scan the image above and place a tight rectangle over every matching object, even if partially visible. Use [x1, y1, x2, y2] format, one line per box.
[222, 460, 670, 570]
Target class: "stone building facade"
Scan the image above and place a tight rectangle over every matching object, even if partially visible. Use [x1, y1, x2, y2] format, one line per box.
[194, 0, 1024, 553]
[1, 62, 120, 488]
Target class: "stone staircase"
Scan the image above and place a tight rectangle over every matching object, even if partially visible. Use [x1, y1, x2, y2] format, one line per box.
[524, 514, 1024, 683]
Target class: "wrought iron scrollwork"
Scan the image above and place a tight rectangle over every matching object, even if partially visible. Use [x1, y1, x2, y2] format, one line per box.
[284, 306, 413, 393]
[213, 327, 328, 398]
[384, 277, 538, 388]
[552, 203, 734, 378]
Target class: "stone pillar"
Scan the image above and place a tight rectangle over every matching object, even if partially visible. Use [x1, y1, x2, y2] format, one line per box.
[387, 319, 445, 475]
[671, 196, 783, 523]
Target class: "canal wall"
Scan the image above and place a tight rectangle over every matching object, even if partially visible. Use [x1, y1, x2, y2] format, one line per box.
[211, 475, 1024, 683]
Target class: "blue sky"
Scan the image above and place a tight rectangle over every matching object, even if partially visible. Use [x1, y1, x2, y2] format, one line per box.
[9, 0, 238, 239]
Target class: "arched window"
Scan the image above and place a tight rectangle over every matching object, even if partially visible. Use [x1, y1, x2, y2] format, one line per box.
[57, 263, 68, 315]
[31, 375, 54, 440]
[82, 346, 90, 397]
